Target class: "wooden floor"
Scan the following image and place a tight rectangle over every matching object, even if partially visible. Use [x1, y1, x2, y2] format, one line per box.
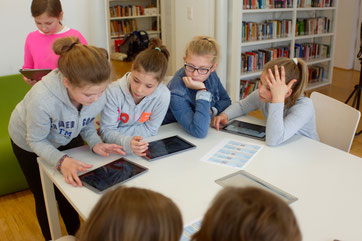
[0, 67, 361, 241]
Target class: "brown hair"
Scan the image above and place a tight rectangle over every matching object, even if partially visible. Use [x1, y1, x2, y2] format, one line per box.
[185, 36, 220, 64]
[192, 187, 301, 241]
[31, 0, 62, 17]
[53, 36, 111, 87]
[132, 38, 170, 82]
[263, 57, 308, 108]
[77, 186, 183, 241]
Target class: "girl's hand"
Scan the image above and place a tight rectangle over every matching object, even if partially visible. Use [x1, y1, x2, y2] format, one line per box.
[131, 136, 149, 156]
[23, 75, 37, 86]
[266, 65, 297, 103]
[93, 143, 126, 157]
[211, 113, 228, 130]
[183, 76, 206, 90]
[60, 157, 93, 187]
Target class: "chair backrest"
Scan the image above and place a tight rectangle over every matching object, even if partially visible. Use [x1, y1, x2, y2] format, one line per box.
[310, 92, 361, 152]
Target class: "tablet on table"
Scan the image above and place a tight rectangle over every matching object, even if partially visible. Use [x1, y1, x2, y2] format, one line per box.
[19, 69, 52, 81]
[143, 135, 196, 161]
[79, 157, 148, 194]
[220, 120, 266, 140]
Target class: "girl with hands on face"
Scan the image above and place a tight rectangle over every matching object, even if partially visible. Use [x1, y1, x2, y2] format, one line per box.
[212, 57, 319, 146]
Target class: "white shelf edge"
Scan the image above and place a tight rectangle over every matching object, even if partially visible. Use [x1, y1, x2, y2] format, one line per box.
[306, 79, 330, 90]
[296, 7, 336, 11]
[110, 14, 159, 20]
[241, 37, 292, 46]
[305, 58, 331, 65]
[240, 70, 263, 79]
[295, 33, 334, 40]
[242, 8, 293, 13]
[110, 30, 160, 39]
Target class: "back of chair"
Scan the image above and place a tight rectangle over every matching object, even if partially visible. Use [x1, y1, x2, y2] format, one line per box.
[310, 92, 361, 152]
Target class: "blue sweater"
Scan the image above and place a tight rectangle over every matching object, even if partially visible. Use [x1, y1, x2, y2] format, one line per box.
[163, 68, 231, 138]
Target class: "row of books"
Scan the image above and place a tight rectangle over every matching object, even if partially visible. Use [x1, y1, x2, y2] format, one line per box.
[109, 5, 145, 18]
[309, 65, 325, 83]
[110, 19, 138, 36]
[242, 19, 292, 42]
[294, 43, 330, 60]
[240, 79, 260, 99]
[241, 46, 290, 72]
[297, 0, 334, 7]
[296, 17, 331, 36]
[243, 0, 292, 9]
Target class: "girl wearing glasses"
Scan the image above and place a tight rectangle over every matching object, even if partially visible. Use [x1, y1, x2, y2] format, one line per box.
[163, 36, 231, 138]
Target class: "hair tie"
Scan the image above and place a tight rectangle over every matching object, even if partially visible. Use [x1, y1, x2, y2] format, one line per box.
[154, 47, 161, 52]
[292, 58, 298, 65]
[67, 41, 78, 52]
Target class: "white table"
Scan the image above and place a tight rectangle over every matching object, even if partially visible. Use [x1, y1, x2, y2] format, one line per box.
[38, 116, 362, 241]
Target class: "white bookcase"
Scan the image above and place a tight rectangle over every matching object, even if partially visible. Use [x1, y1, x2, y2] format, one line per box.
[227, 0, 338, 102]
[105, 0, 162, 54]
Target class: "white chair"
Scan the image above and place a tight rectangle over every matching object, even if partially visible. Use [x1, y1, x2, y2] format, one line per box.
[310, 91, 361, 152]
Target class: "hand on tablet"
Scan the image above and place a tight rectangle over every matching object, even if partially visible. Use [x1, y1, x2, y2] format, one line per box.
[131, 136, 149, 156]
[93, 143, 126, 157]
[61, 157, 93, 187]
[23, 75, 37, 86]
[212, 113, 228, 130]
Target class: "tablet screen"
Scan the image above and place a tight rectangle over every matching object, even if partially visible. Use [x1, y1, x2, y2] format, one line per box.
[144, 135, 196, 161]
[79, 158, 147, 193]
[19, 69, 52, 81]
[223, 120, 266, 140]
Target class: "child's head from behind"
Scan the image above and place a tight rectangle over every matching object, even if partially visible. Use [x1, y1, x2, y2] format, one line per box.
[259, 57, 308, 107]
[31, 0, 63, 35]
[77, 186, 183, 241]
[192, 187, 301, 241]
[183, 36, 220, 83]
[130, 38, 169, 103]
[53, 36, 111, 106]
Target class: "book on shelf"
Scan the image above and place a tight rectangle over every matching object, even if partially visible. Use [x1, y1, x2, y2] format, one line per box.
[241, 46, 290, 73]
[308, 65, 325, 83]
[294, 43, 330, 61]
[109, 5, 145, 17]
[240, 79, 260, 99]
[243, 0, 293, 9]
[242, 19, 292, 42]
[110, 19, 138, 36]
[296, 17, 331, 36]
[297, 0, 334, 8]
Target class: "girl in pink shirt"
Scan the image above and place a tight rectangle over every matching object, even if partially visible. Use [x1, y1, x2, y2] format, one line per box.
[23, 0, 87, 85]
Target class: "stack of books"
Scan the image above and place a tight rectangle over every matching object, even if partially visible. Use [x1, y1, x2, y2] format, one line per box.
[308, 65, 325, 83]
[242, 19, 292, 42]
[296, 17, 331, 36]
[243, 0, 293, 9]
[110, 19, 138, 36]
[297, 0, 334, 7]
[240, 79, 260, 99]
[109, 5, 145, 17]
[294, 43, 330, 60]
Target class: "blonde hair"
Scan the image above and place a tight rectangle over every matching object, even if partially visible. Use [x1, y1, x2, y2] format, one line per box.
[53, 36, 111, 87]
[192, 187, 301, 241]
[77, 186, 183, 241]
[132, 38, 170, 82]
[263, 57, 308, 108]
[185, 36, 220, 64]
[31, 0, 62, 17]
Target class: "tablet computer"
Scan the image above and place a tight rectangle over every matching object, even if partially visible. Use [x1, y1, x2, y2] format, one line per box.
[79, 157, 148, 194]
[19, 68, 52, 81]
[215, 170, 297, 204]
[143, 135, 196, 161]
[221, 120, 266, 140]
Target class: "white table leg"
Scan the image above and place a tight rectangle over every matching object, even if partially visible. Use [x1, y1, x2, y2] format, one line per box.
[39, 165, 62, 240]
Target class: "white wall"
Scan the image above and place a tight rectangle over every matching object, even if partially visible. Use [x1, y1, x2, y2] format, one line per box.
[334, 0, 360, 69]
[0, 0, 107, 76]
[353, 1, 362, 71]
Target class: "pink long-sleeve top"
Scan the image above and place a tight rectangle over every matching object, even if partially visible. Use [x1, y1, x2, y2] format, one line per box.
[23, 27, 87, 70]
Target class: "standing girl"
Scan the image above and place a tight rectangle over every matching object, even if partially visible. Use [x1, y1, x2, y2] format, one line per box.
[163, 35, 231, 138]
[101, 38, 170, 156]
[192, 187, 301, 241]
[23, 0, 87, 85]
[9, 36, 125, 240]
[212, 57, 319, 146]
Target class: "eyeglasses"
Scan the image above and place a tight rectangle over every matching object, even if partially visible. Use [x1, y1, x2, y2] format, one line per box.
[184, 63, 213, 75]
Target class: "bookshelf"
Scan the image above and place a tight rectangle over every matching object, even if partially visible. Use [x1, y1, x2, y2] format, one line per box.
[227, 0, 338, 102]
[105, 0, 162, 54]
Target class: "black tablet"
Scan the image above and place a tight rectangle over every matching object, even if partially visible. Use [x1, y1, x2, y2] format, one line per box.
[143, 135, 196, 161]
[19, 68, 52, 81]
[221, 120, 266, 140]
[79, 157, 148, 193]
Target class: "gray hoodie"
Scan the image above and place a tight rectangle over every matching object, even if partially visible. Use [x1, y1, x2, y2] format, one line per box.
[100, 72, 170, 153]
[8, 69, 104, 166]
